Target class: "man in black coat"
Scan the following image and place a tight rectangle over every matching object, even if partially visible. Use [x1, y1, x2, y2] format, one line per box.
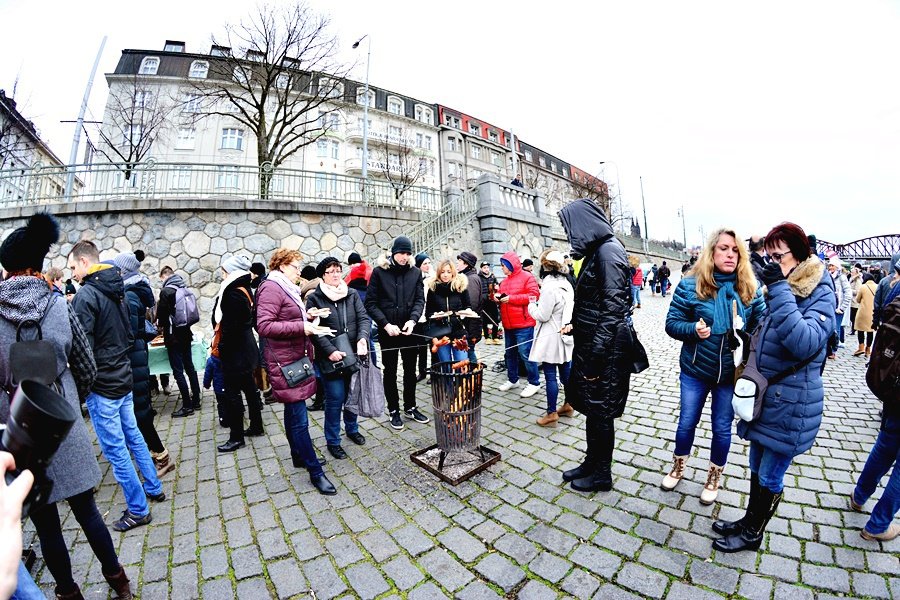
[478, 262, 500, 343]
[558, 199, 633, 494]
[365, 236, 427, 431]
[69, 240, 164, 531]
[157, 265, 203, 416]
[457, 251, 484, 362]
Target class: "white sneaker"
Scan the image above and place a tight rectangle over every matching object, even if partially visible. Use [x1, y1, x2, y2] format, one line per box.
[498, 380, 518, 392]
[520, 384, 540, 398]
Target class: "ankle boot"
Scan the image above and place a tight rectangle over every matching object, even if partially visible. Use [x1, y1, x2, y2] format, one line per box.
[151, 448, 176, 478]
[865, 346, 871, 358]
[55, 585, 85, 600]
[536, 412, 559, 427]
[661, 455, 688, 491]
[103, 565, 133, 600]
[562, 460, 591, 482]
[571, 460, 613, 492]
[699, 463, 725, 505]
[713, 472, 759, 536]
[171, 400, 194, 418]
[853, 343, 866, 356]
[557, 403, 575, 416]
[713, 485, 782, 553]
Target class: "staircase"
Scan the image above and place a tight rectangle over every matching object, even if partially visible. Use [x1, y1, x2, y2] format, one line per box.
[407, 189, 478, 259]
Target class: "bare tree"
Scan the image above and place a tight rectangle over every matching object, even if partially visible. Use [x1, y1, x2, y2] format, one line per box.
[96, 73, 176, 182]
[372, 122, 427, 205]
[0, 85, 36, 171]
[189, 2, 352, 198]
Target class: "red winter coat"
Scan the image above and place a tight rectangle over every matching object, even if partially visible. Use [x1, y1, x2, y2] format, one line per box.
[498, 251, 540, 330]
[631, 268, 643, 286]
[255, 279, 316, 403]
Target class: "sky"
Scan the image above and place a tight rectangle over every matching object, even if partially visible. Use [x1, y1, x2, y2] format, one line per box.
[2, 0, 898, 248]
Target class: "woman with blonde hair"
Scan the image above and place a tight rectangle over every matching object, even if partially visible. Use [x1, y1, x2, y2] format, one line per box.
[425, 259, 472, 364]
[662, 228, 765, 504]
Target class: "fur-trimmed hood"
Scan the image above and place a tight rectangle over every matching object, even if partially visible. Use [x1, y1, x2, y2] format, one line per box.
[763, 256, 827, 299]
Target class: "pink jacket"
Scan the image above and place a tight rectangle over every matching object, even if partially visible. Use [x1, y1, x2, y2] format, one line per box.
[256, 279, 316, 403]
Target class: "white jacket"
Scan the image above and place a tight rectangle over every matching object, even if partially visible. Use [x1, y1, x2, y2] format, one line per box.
[527, 275, 574, 365]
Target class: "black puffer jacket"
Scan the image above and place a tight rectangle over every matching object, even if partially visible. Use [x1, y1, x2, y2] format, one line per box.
[123, 280, 156, 421]
[559, 199, 633, 419]
[365, 260, 425, 330]
[305, 286, 371, 361]
[72, 265, 134, 398]
[213, 274, 258, 374]
[425, 276, 471, 339]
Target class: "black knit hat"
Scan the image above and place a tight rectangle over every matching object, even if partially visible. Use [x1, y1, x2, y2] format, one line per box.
[391, 236, 413, 255]
[415, 252, 430, 268]
[300, 265, 317, 281]
[249, 262, 266, 278]
[65, 279, 77, 295]
[316, 256, 341, 279]
[0, 213, 60, 273]
[348, 252, 362, 265]
[522, 258, 534, 268]
[457, 251, 477, 268]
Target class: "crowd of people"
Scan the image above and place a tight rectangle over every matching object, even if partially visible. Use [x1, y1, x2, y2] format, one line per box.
[0, 206, 898, 598]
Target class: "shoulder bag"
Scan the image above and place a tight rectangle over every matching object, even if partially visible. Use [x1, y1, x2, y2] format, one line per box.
[424, 295, 453, 340]
[318, 301, 359, 379]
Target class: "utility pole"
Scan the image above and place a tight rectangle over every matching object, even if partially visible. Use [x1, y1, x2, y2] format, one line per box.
[66, 35, 106, 201]
[677, 205, 687, 249]
[639, 176, 648, 240]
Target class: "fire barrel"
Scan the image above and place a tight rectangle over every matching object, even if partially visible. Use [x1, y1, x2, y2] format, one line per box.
[429, 361, 485, 454]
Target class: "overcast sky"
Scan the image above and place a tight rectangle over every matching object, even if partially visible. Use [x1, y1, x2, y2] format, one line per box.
[3, 0, 898, 248]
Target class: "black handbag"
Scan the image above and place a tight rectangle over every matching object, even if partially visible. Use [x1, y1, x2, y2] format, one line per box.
[275, 328, 315, 388]
[629, 325, 650, 374]
[423, 296, 453, 340]
[317, 302, 359, 379]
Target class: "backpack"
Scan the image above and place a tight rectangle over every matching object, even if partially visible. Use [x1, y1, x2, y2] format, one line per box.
[866, 296, 900, 404]
[658, 265, 670, 279]
[3, 297, 63, 396]
[171, 287, 200, 328]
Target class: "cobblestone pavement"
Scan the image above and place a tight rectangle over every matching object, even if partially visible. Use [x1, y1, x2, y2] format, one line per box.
[25, 290, 899, 599]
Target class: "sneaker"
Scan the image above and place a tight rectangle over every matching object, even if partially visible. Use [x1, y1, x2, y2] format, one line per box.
[146, 490, 166, 502]
[520, 384, 540, 398]
[405, 407, 430, 424]
[389, 411, 404, 430]
[111, 510, 152, 532]
[498, 380, 518, 392]
[860, 523, 900, 541]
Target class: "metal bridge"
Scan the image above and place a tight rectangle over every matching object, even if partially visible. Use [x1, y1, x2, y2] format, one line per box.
[817, 235, 900, 262]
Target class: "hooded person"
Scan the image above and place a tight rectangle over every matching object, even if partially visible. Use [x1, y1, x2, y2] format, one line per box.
[0, 215, 134, 598]
[456, 251, 484, 362]
[157, 266, 203, 417]
[497, 251, 542, 398]
[557, 198, 633, 493]
[365, 236, 428, 430]
[213, 254, 263, 452]
[873, 253, 900, 328]
[113, 252, 176, 479]
[344, 251, 374, 303]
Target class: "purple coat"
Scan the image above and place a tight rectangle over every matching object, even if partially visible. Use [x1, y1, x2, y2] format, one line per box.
[256, 279, 316, 403]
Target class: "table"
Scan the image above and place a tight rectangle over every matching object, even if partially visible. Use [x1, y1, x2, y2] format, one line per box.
[148, 339, 208, 376]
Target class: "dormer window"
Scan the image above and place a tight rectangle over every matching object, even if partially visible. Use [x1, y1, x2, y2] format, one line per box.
[387, 96, 403, 115]
[210, 45, 231, 57]
[356, 87, 374, 107]
[189, 61, 209, 79]
[469, 122, 481, 135]
[319, 78, 343, 99]
[246, 50, 265, 62]
[139, 57, 159, 75]
[163, 41, 185, 53]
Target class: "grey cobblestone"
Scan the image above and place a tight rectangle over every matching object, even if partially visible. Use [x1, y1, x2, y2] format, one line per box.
[615, 562, 669, 599]
[799, 563, 850, 593]
[637, 544, 689, 578]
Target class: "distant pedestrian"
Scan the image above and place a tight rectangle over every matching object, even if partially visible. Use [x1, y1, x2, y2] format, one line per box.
[658, 261, 671, 297]
[156, 266, 203, 417]
[848, 265, 862, 334]
[414, 252, 432, 381]
[457, 251, 484, 363]
[203, 353, 228, 427]
[497, 252, 541, 398]
[827, 255, 850, 358]
[478, 262, 500, 343]
[853, 273, 878, 357]
[630, 264, 643, 308]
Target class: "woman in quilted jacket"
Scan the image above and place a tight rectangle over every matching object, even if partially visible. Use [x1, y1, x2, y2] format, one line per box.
[712, 222, 834, 552]
[662, 229, 765, 505]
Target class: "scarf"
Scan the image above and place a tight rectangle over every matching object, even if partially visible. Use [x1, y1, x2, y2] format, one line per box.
[0, 276, 52, 323]
[711, 271, 747, 335]
[269, 269, 307, 311]
[318, 279, 349, 303]
[213, 269, 250, 324]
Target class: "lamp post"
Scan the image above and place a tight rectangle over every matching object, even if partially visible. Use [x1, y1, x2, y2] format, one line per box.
[599, 161, 622, 233]
[677, 206, 687, 249]
[352, 35, 371, 188]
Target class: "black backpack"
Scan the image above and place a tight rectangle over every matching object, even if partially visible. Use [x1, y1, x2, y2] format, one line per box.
[866, 296, 900, 404]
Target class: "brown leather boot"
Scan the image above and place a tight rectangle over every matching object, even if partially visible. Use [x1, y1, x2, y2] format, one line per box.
[151, 448, 176, 478]
[865, 346, 871, 358]
[557, 403, 575, 416]
[536, 412, 559, 427]
[55, 585, 85, 600]
[103, 565, 133, 600]
[852, 343, 866, 356]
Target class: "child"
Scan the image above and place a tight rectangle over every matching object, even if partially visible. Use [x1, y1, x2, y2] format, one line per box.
[203, 353, 228, 427]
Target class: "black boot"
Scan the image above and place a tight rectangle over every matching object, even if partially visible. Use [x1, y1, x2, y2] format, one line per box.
[562, 460, 592, 482]
[713, 472, 759, 536]
[713, 485, 782, 553]
[563, 416, 598, 482]
[309, 379, 325, 411]
[571, 460, 613, 492]
[171, 400, 194, 418]
[310, 473, 337, 495]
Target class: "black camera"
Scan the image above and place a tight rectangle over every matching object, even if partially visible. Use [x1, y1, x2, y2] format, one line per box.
[1, 381, 78, 518]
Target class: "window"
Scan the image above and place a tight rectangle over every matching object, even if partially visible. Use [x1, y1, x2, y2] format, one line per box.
[216, 166, 239, 189]
[416, 133, 424, 148]
[246, 50, 265, 62]
[469, 122, 481, 135]
[389, 125, 402, 141]
[122, 123, 143, 147]
[491, 151, 500, 166]
[275, 73, 290, 89]
[233, 66, 250, 85]
[328, 113, 340, 132]
[175, 128, 195, 150]
[389, 154, 400, 168]
[182, 93, 201, 113]
[220, 128, 244, 151]
[488, 130, 498, 143]
[524, 150, 533, 161]
[448, 162, 461, 178]
[210, 45, 230, 57]
[447, 137, 458, 152]
[331, 140, 339, 160]
[319, 78, 343, 99]
[315, 173, 337, 198]
[134, 90, 152, 108]
[471, 168, 483, 179]
[170, 165, 192, 190]
[562, 167, 568, 178]
[539, 156, 546, 168]
[189, 60, 209, 79]
[418, 157, 427, 174]
[424, 135, 432, 151]
[317, 139, 328, 158]
[357, 117, 371, 131]
[356, 88, 374, 107]
[269, 174, 285, 194]
[164, 42, 185, 52]
[550, 162, 557, 173]
[139, 57, 159, 75]
[415, 105, 432, 123]
[444, 114, 460, 128]
[471, 144, 482, 160]
[387, 96, 403, 115]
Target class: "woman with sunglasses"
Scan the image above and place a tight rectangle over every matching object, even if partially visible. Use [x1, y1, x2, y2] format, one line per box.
[662, 228, 765, 505]
[713, 222, 833, 552]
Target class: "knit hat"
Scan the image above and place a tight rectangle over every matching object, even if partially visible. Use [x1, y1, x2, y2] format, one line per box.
[300, 265, 317, 281]
[391, 236, 413, 255]
[414, 252, 430, 268]
[522, 258, 534, 268]
[457, 251, 477, 269]
[221, 254, 251, 274]
[113, 253, 142, 281]
[249, 262, 266, 278]
[828, 255, 842, 268]
[0, 213, 59, 273]
[316, 256, 341, 279]
[348, 252, 362, 265]
[64, 279, 77, 295]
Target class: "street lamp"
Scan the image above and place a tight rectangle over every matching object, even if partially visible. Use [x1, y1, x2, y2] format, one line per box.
[677, 206, 687, 250]
[352, 35, 371, 188]
[599, 161, 622, 233]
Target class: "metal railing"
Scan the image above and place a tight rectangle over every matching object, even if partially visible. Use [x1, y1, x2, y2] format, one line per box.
[0, 160, 444, 212]
[408, 190, 479, 258]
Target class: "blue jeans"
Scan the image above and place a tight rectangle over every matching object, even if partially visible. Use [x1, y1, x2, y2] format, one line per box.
[631, 284, 641, 306]
[436, 343, 468, 364]
[86, 391, 161, 516]
[748, 440, 793, 493]
[12, 562, 44, 600]
[504, 327, 540, 386]
[284, 401, 324, 477]
[322, 373, 358, 447]
[675, 373, 734, 466]
[852, 413, 900, 535]
[660, 278, 670, 296]
[542, 362, 571, 413]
